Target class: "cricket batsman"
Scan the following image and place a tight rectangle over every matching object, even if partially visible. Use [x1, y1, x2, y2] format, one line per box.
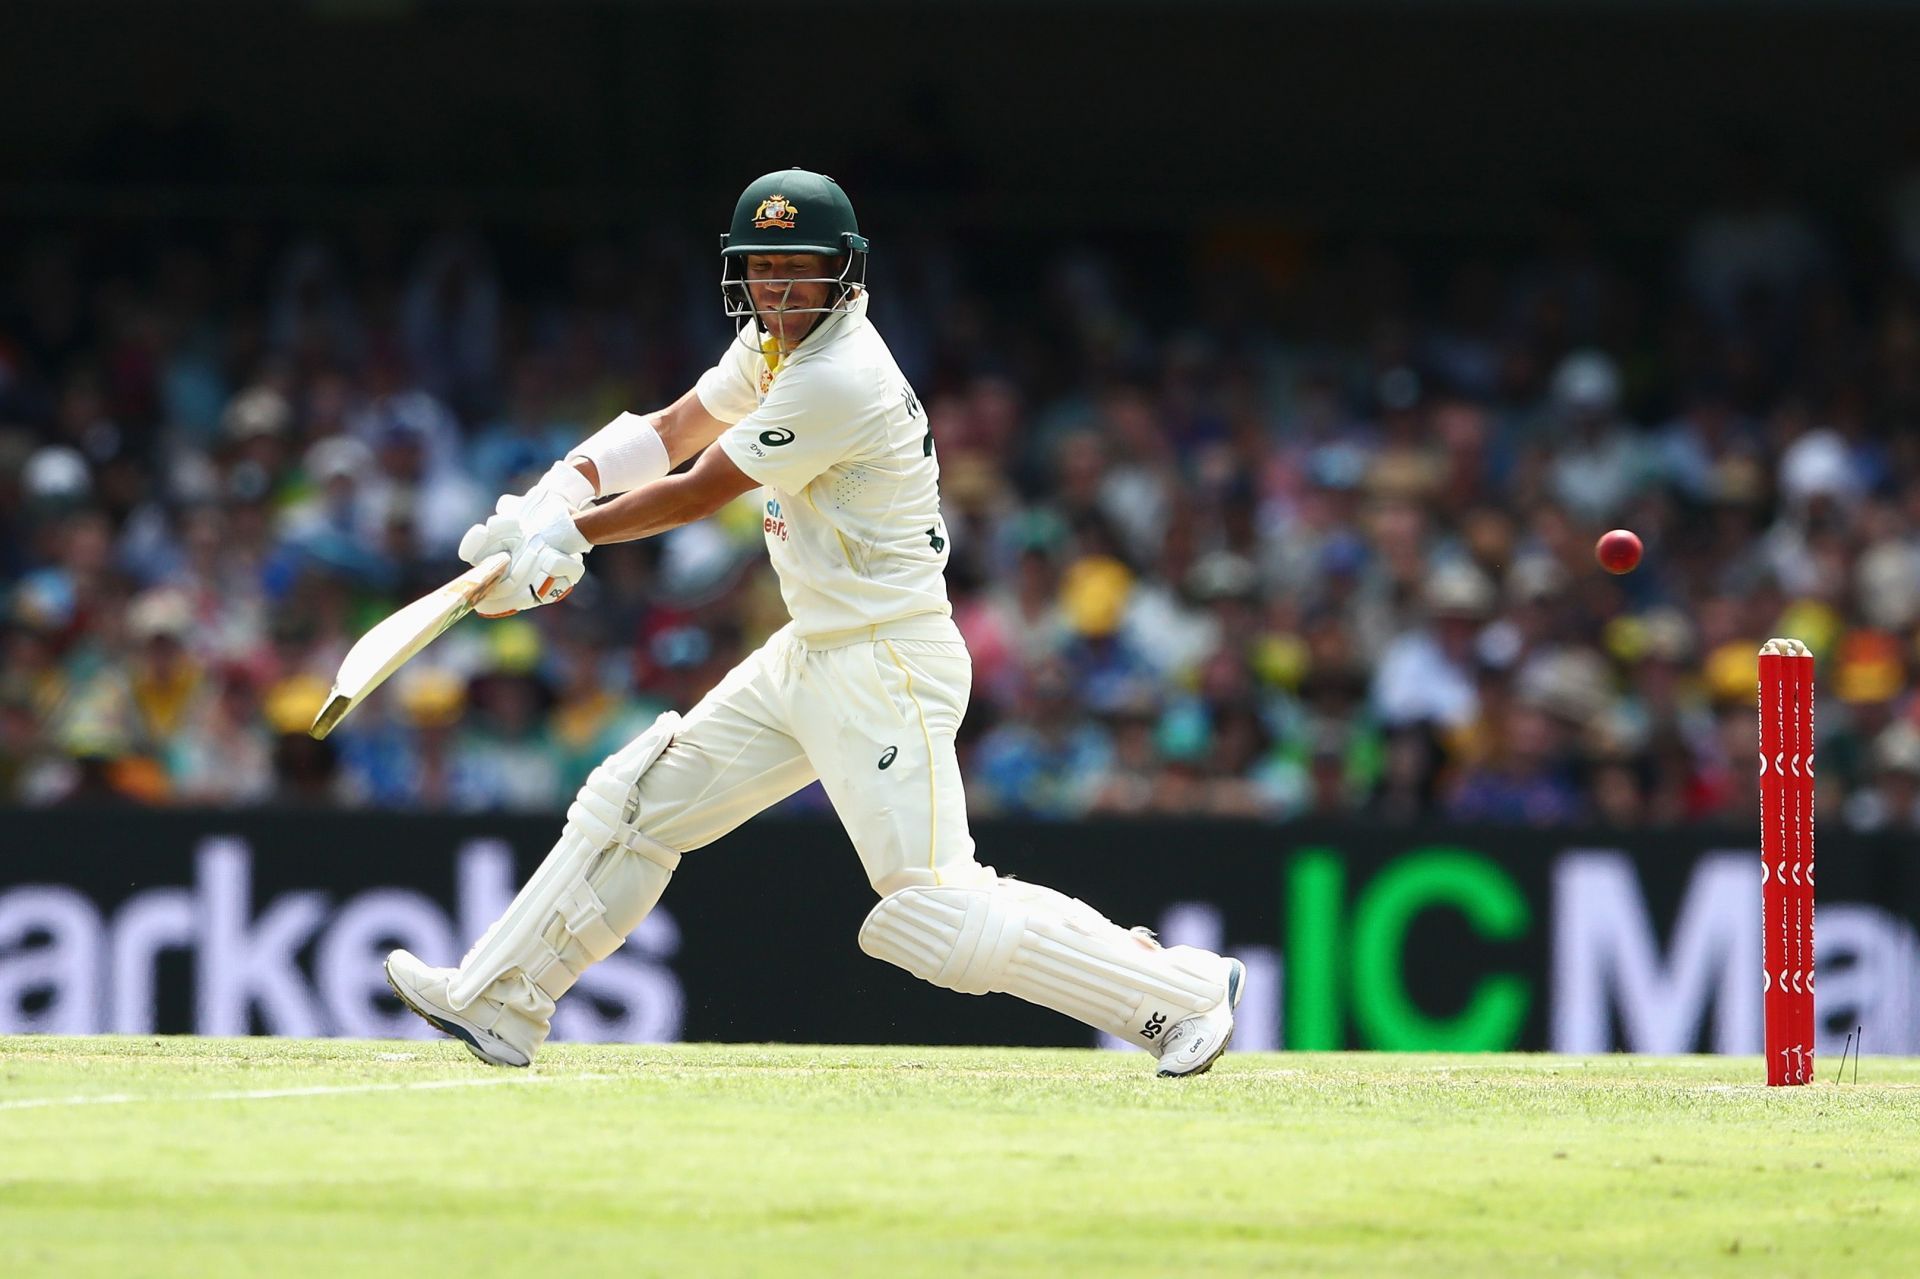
[384, 169, 1244, 1076]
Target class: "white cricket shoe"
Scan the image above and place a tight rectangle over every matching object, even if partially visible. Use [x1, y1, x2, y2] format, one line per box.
[384, 949, 539, 1068]
[1154, 957, 1245, 1078]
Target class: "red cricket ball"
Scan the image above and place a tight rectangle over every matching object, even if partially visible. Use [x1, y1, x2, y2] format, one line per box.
[1596, 528, 1643, 575]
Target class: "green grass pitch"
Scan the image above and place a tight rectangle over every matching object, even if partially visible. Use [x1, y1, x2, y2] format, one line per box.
[3, 1038, 1917, 1277]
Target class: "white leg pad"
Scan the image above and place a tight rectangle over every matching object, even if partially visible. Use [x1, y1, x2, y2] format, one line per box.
[858, 878, 1230, 1050]
[446, 712, 684, 1025]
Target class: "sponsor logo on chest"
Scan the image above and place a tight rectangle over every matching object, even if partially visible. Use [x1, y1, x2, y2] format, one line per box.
[763, 496, 789, 543]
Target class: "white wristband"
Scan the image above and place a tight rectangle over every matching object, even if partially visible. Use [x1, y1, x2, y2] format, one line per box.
[533, 459, 597, 511]
[533, 506, 593, 556]
[569, 411, 670, 496]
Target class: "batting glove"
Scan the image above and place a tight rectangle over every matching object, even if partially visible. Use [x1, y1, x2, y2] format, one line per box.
[458, 461, 597, 568]
[465, 506, 593, 618]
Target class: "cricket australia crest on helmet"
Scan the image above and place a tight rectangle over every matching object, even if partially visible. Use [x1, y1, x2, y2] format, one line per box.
[752, 195, 797, 230]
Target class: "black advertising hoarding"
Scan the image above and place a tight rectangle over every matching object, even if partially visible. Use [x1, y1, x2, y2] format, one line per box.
[2, 812, 1916, 1057]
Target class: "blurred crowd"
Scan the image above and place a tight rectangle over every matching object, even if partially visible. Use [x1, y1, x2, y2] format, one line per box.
[8, 171, 1920, 829]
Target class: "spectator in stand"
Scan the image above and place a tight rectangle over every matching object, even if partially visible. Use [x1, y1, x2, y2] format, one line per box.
[5, 191, 1920, 831]
[1371, 561, 1491, 736]
[1847, 721, 1920, 833]
[970, 658, 1113, 818]
[1446, 697, 1586, 826]
[1086, 689, 1164, 816]
[1544, 350, 1649, 526]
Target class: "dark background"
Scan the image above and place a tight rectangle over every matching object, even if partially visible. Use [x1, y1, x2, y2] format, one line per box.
[6, 2, 1917, 236]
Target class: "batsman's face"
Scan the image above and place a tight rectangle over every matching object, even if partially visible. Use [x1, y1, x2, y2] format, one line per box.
[747, 253, 834, 345]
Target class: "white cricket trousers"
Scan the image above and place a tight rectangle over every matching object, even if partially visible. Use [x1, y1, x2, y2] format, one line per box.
[638, 617, 980, 892]
[452, 612, 1235, 1064]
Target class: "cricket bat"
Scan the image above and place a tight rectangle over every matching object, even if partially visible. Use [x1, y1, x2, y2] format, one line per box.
[308, 551, 511, 740]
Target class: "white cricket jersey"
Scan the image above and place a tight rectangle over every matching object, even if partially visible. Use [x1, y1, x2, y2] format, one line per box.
[701, 292, 953, 640]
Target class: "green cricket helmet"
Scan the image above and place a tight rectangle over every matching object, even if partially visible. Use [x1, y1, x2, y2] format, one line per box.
[720, 168, 870, 329]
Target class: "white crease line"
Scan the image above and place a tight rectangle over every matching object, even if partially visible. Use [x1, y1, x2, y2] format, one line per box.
[0, 1072, 613, 1112]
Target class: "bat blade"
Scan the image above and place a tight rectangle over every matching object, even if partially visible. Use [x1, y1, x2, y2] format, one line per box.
[308, 552, 511, 740]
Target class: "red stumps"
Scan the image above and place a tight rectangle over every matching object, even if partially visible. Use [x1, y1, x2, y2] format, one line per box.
[1759, 639, 1815, 1086]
